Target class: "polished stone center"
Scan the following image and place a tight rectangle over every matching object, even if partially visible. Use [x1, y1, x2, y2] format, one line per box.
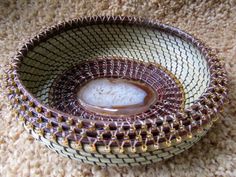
[77, 78, 157, 116]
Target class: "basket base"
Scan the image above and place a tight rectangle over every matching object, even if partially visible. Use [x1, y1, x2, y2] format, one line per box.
[49, 57, 185, 122]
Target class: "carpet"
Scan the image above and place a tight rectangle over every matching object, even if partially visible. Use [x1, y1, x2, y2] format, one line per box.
[0, 0, 236, 176]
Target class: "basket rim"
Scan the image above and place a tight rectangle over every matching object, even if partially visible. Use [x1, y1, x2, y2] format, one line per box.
[7, 16, 228, 147]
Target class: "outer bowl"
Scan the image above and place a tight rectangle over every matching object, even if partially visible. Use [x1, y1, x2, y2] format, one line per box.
[5, 16, 228, 166]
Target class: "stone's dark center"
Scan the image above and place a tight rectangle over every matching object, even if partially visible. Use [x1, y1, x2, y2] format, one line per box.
[77, 78, 157, 116]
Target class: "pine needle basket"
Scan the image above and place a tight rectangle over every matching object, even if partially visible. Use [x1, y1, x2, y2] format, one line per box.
[4, 16, 228, 167]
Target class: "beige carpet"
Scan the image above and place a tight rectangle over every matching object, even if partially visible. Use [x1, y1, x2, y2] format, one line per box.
[0, 0, 236, 176]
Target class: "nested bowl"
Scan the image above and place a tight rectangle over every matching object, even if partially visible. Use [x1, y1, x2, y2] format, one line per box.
[5, 16, 228, 166]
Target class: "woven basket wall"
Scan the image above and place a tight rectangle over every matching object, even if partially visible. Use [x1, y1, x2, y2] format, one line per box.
[4, 16, 228, 166]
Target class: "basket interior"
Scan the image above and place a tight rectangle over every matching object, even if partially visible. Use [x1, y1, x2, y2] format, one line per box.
[18, 24, 210, 110]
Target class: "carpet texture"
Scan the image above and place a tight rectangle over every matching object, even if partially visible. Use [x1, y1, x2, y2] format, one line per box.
[0, 0, 236, 177]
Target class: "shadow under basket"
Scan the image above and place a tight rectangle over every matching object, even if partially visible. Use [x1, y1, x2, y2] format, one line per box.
[5, 16, 228, 167]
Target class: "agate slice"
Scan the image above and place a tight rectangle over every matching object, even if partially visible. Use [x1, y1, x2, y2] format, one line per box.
[77, 78, 157, 116]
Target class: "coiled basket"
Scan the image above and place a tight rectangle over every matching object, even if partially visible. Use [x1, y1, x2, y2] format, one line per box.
[5, 16, 228, 167]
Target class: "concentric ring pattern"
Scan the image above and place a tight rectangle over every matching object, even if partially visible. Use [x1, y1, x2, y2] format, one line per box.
[49, 57, 185, 122]
[5, 16, 228, 166]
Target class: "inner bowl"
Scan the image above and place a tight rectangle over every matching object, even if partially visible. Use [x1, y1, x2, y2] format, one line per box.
[7, 16, 228, 166]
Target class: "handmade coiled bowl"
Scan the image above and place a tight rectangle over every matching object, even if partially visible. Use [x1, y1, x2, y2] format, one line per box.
[5, 16, 228, 166]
